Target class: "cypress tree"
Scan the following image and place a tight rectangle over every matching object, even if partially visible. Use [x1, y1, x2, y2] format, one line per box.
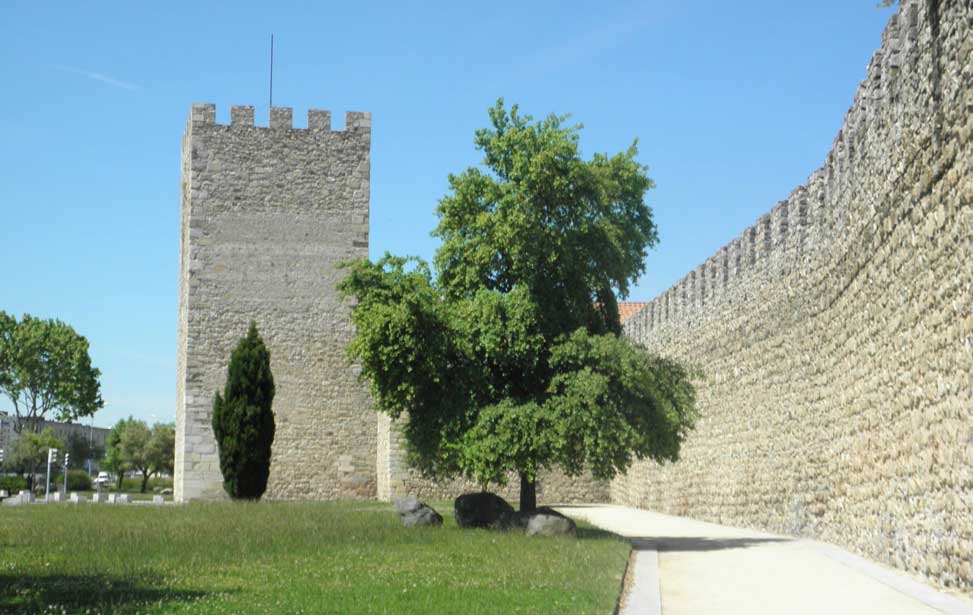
[212, 322, 276, 499]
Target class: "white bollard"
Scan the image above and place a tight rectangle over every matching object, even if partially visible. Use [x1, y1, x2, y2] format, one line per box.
[152, 495, 165, 505]
[116, 494, 130, 504]
[91, 493, 105, 503]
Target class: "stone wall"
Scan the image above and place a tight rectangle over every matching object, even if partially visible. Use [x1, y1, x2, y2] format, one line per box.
[176, 104, 375, 501]
[615, 0, 973, 593]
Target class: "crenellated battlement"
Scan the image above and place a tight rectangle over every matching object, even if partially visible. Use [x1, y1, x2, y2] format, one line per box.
[188, 103, 371, 134]
[626, 0, 927, 336]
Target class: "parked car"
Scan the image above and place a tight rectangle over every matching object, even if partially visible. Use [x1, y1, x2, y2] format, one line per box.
[93, 471, 110, 486]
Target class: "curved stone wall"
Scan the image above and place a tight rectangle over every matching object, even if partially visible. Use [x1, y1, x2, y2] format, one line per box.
[616, 0, 973, 593]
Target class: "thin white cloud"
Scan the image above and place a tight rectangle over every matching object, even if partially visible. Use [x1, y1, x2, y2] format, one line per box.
[50, 64, 139, 90]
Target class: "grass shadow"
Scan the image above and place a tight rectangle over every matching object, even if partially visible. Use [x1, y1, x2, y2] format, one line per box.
[0, 573, 216, 614]
[576, 525, 624, 541]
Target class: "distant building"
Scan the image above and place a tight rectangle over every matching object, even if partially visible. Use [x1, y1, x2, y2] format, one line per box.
[0, 411, 110, 459]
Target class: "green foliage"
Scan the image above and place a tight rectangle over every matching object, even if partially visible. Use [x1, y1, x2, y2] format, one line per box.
[0, 475, 27, 492]
[212, 322, 276, 500]
[8, 428, 64, 488]
[0, 311, 104, 433]
[104, 418, 175, 492]
[103, 417, 135, 489]
[120, 475, 172, 492]
[147, 422, 175, 477]
[52, 469, 93, 491]
[64, 430, 105, 469]
[340, 100, 698, 509]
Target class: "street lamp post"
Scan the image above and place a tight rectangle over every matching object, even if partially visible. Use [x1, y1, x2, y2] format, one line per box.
[46, 448, 58, 501]
[62, 452, 70, 494]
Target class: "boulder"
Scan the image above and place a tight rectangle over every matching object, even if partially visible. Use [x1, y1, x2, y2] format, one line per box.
[503, 506, 562, 530]
[393, 495, 443, 528]
[526, 510, 576, 537]
[454, 492, 514, 529]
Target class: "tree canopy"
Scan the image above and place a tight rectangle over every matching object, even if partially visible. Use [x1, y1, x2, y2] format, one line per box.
[339, 100, 698, 510]
[103, 417, 175, 492]
[0, 312, 103, 433]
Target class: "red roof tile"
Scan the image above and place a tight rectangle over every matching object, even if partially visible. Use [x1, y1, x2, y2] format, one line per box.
[618, 302, 647, 324]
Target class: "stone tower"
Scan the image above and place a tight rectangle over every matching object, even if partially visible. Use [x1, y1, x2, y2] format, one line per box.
[176, 103, 374, 501]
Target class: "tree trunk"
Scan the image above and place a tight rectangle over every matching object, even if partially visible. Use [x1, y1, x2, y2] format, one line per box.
[519, 472, 537, 512]
[116, 473, 124, 491]
[140, 471, 150, 493]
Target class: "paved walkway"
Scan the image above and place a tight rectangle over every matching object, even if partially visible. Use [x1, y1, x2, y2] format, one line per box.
[556, 505, 973, 615]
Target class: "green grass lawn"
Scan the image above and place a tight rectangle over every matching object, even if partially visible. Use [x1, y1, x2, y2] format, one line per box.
[0, 500, 628, 614]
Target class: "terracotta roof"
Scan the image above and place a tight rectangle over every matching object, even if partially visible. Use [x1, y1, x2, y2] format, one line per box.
[618, 302, 647, 324]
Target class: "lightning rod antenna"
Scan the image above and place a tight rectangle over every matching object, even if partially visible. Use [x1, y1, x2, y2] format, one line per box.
[269, 34, 274, 109]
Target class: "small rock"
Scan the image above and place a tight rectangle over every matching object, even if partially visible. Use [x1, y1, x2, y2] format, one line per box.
[504, 506, 564, 530]
[393, 495, 443, 527]
[393, 495, 421, 515]
[526, 510, 576, 537]
[454, 492, 514, 529]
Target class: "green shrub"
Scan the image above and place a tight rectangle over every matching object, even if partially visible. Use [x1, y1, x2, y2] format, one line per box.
[114, 475, 172, 492]
[52, 471, 92, 491]
[0, 475, 28, 492]
[212, 322, 276, 499]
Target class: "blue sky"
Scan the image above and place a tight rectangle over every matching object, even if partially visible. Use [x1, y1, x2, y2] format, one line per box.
[0, 1, 896, 428]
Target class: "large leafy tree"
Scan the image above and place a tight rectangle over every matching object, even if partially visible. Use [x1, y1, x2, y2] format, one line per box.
[340, 101, 698, 511]
[147, 422, 176, 479]
[212, 322, 276, 500]
[0, 312, 103, 433]
[103, 417, 135, 490]
[118, 419, 153, 493]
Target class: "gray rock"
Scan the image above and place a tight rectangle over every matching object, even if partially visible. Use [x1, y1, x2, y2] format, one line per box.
[526, 510, 577, 537]
[393, 495, 443, 527]
[503, 506, 564, 530]
[454, 492, 515, 529]
[393, 495, 421, 515]
[160, 488, 173, 495]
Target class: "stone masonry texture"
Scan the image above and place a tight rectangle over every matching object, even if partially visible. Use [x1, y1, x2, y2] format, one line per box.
[615, 0, 973, 593]
[176, 106, 374, 501]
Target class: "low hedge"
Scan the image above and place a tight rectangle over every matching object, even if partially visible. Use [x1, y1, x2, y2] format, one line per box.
[51, 470, 93, 491]
[0, 475, 28, 492]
